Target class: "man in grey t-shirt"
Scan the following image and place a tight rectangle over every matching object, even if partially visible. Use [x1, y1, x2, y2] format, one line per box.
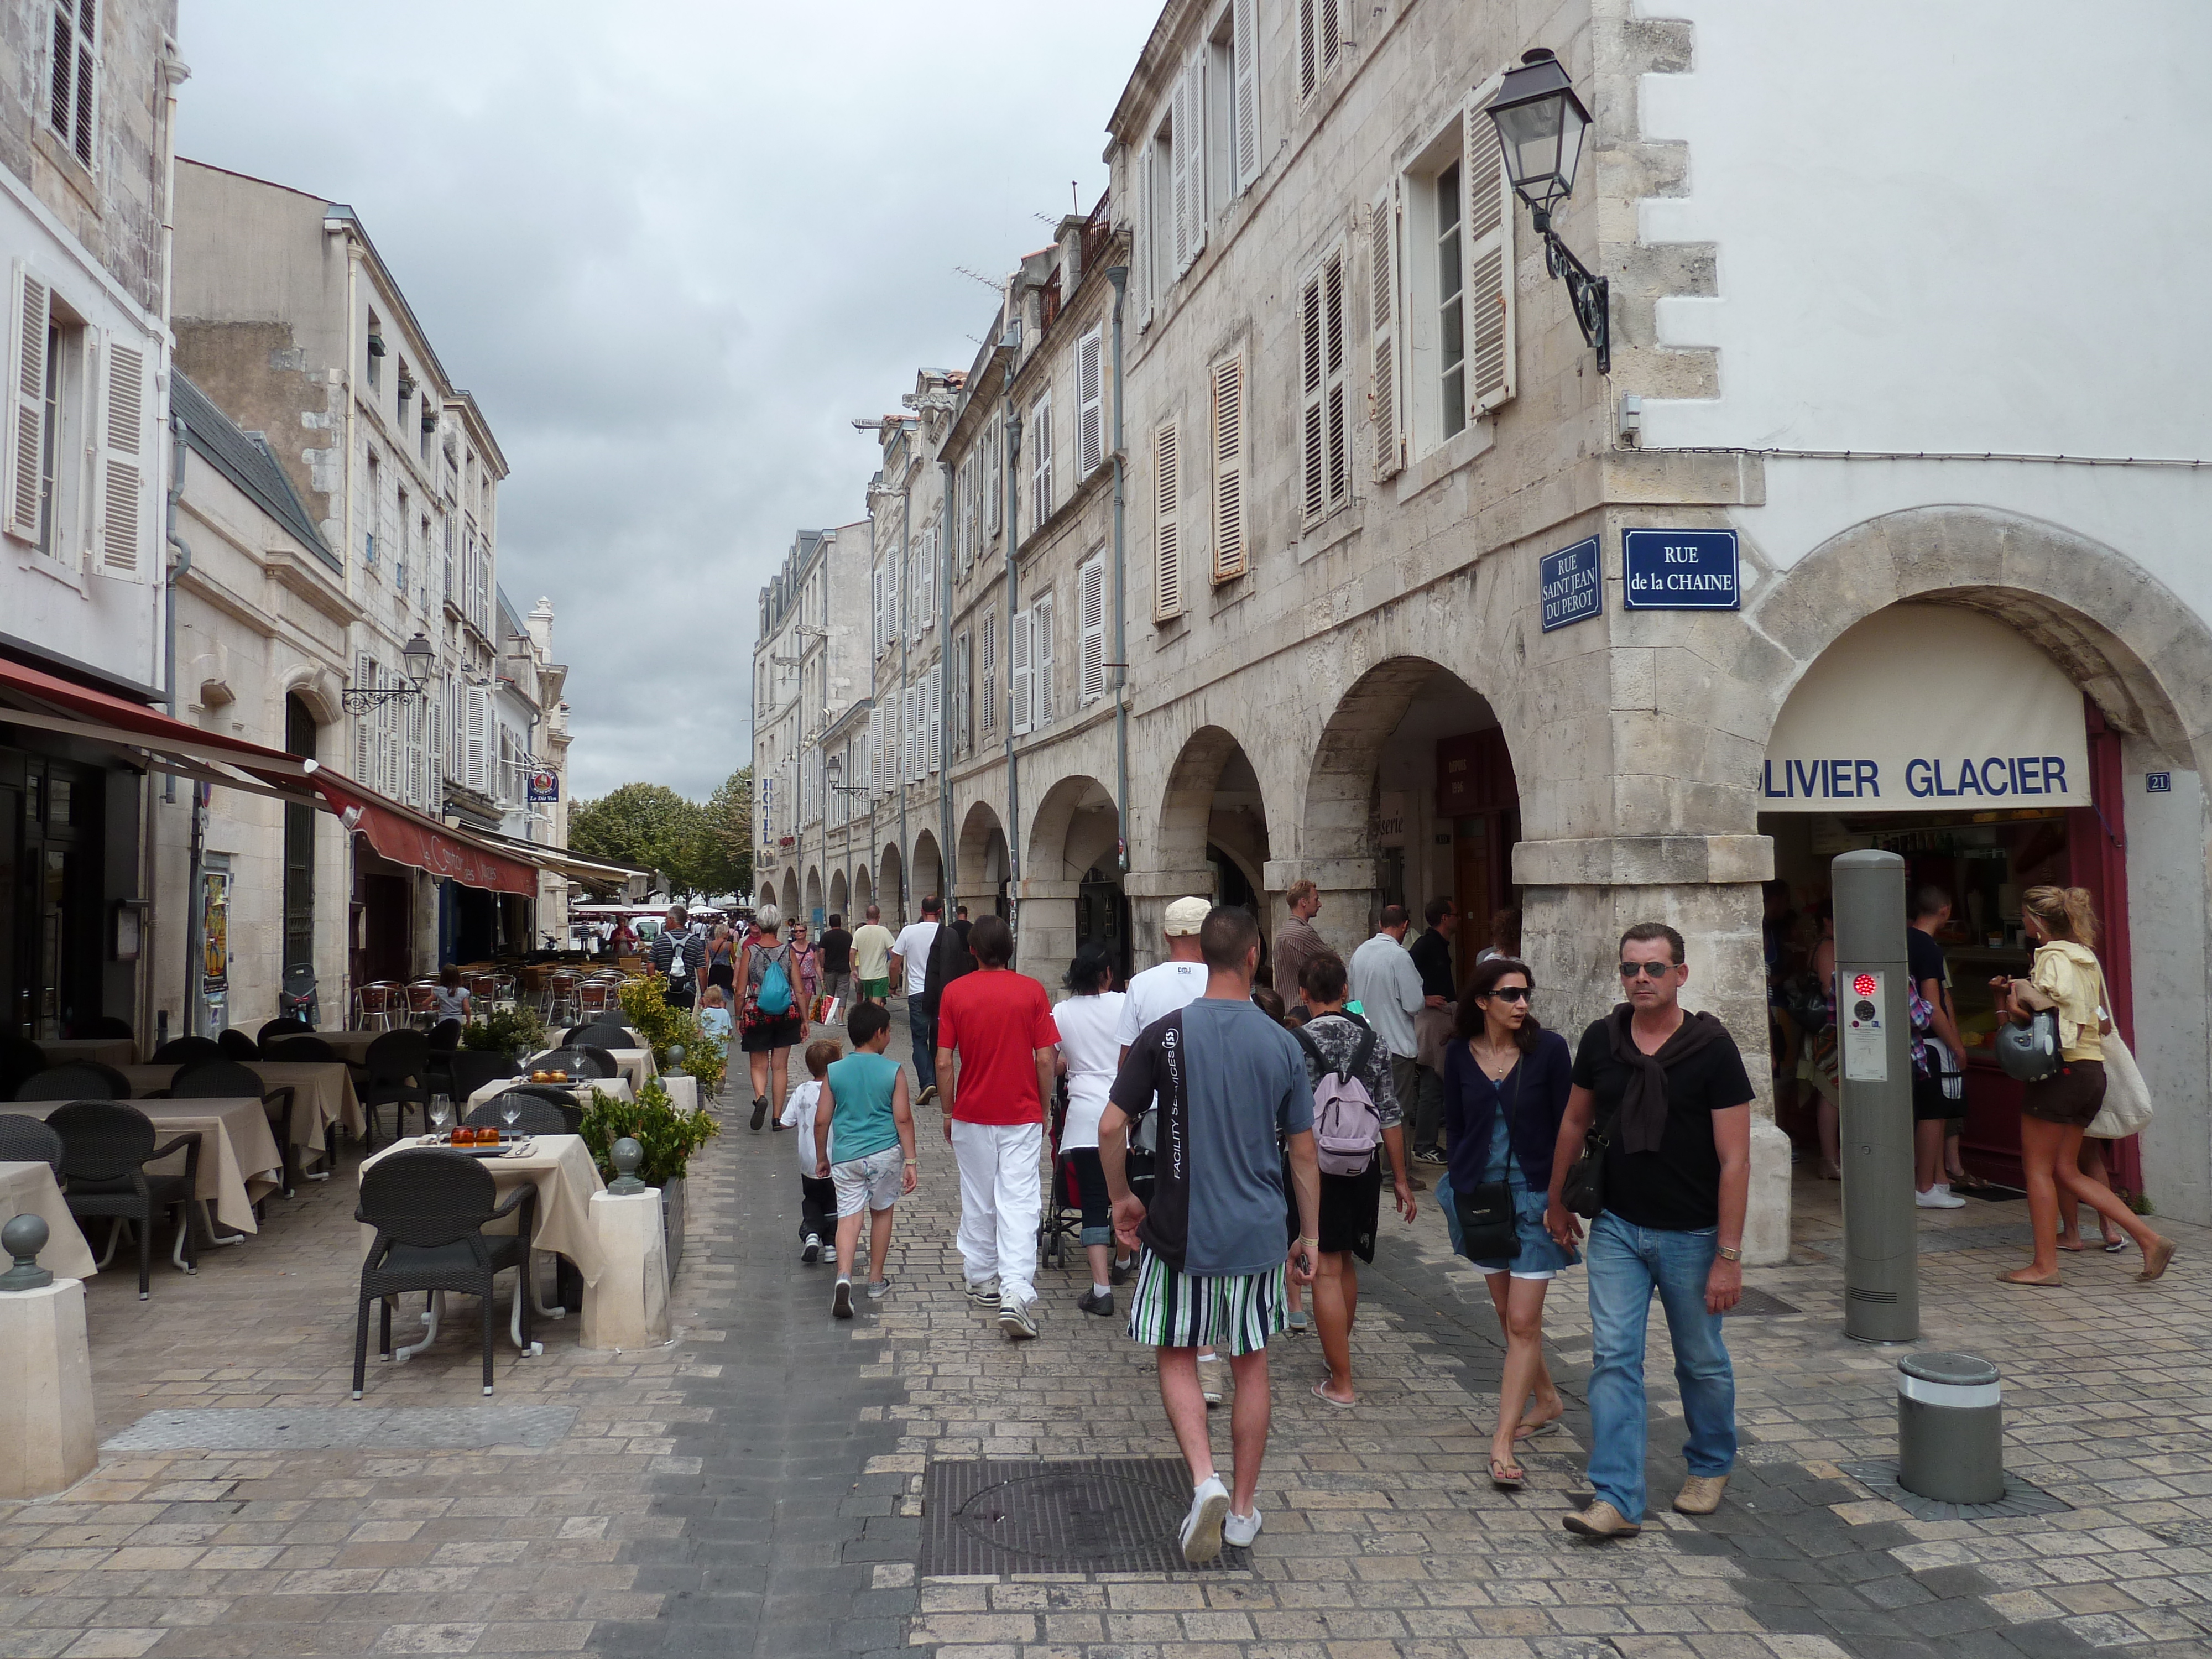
[1101, 906, 1319, 1567]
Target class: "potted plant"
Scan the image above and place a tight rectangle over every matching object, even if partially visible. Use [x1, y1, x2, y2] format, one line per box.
[461, 1004, 549, 1063]
[615, 974, 728, 1099]
[577, 1078, 719, 1280]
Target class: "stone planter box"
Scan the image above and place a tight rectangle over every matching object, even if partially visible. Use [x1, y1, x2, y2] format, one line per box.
[658, 1175, 686, 1285]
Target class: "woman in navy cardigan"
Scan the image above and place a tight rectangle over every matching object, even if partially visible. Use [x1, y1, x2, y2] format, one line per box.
[1440, 954, 1578, 1489]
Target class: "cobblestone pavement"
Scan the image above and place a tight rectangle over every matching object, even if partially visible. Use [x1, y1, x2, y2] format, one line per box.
[4, 1009, 2209, 1659]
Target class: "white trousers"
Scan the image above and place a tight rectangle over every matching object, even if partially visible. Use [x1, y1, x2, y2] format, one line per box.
[950, 1118, 1044, 1305]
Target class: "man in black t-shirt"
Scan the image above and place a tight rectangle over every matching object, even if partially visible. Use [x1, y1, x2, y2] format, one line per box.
[1909, 887, 1969, 1207]
[1545, 922, 1754, 1540]
[818, 915, 854, 1007]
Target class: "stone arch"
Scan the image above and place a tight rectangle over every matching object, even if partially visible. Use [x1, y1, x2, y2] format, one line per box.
[756, 880, 776, 912]
[853, 863, 874, 919]
[779, 870, 799, 920]
[1026, 775, 1119, 879]
[1026, 774, 1126, 978]
[958, 800, 1010, 914]
[280, 662, 344, 730]
[804, 867, 822, 920]
[1157, 725, 1270, 881]
[878, 842, 905, 925]
[912, 829, 945, 914]
[829, 870, 849, 920]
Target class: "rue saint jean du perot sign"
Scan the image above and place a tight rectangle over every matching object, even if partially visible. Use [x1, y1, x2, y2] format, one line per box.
[1539, 536, 1601, 632]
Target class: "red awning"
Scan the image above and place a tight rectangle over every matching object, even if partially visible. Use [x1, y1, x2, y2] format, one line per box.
[312, 776, 538, 896]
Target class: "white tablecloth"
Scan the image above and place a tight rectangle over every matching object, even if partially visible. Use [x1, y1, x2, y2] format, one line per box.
[607, 1047, 658, 1091]
[16, 1097, 281, 1234]
[121, 1061, 363, 1152]
[465, 1076, 632, 1112]
[0, 1160, 98, 1279]
[38, 1037, 137, 1070]
[358, 1134, 607, 1286]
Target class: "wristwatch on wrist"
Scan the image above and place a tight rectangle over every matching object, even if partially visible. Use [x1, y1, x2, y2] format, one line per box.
[1716, 1245, 1743, 1263]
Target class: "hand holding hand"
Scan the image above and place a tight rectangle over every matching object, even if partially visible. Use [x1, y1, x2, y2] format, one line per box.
[1545, 1201, 1583, 1248]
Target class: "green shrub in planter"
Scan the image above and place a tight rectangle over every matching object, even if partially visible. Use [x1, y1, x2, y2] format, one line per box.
[615, 974, 728, 1098]
[578, 1078, 719, 1186]
[462, 1004, 549, 1062]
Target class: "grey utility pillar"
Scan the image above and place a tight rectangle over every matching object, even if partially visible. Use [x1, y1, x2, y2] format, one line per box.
[1833, 848, 1920, 1343]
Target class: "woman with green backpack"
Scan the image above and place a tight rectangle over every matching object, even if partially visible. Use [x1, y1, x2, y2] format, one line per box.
[739, 905, 808, 1130]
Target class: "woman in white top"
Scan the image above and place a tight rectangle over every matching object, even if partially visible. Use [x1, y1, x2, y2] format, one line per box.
[1052, 945, 1130, 1317]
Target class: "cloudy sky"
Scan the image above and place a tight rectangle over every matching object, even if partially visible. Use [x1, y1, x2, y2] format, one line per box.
[176, 1, 1161, 801]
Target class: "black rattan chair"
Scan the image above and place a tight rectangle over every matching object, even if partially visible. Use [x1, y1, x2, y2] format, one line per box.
[262, 1034, 340, 1064]
[258, 1017, 315, 1045]
[0, 1037, 46, 1100]
[217, 1028, 260, 1062]
[442, 1050, 523, 1104]
[171, 1059, 300, 1199]
[150, 1036, 225, 1067]
[465, 1093, 573, 1136]
[523, 1047, 612, 1080]
[427, 1019, 463, 1052]
[567, 1022, 632, 1051]
[362, 1030, 432, 1149]
[352, 1148, 534, 1397]
[15, 1061, 134, 1103]
[81, 1015, 134, 1040]
[49, 1101, 201, 1299]
[0, 1112, 64, 1173]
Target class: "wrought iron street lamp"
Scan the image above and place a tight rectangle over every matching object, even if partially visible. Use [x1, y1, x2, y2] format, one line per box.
[1488, 48, 1609, 374]
[341, 632, 436, 711]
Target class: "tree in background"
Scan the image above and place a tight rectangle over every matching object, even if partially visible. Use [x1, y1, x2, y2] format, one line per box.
[702, 766, 753, 899]
[570, 770, 752, 901]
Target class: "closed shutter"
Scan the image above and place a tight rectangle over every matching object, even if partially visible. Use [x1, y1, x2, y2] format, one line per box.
[1181, 50, 1207, 270]
[1133, 137, 1152, 326]
[1233, 0, 1261, 192]
[886, 551, 901, 647]
[353, 654, 375, 781]
[1211, 352, 1248, 579]
[466, 685, 492, 795]
[1297, 0, 1343, 102]
[404, 698, 426, 810]
[920, 528, 937, 633]
[1034, 594, 1055, 727]
[928, 669, 941, 773]
[953, 630, 970, 754]
[1152, 420, 1182, 620]
[1079, 553, 1106, 705]
[1323, 251, 1348, 512]
[1076, 327, 1104, 480]
[1299, 269, 1326, 527]
[92, 334, 148, 580]
[1028, 393, 1052, 533]
[427, 700, 442, 805]
[981, 609, 998, 736]
[1010, 608, 1033, 735]
[985, 415, 1003, 533]
[1169, 66, 1193, 274]
[7, 264, 50, 540]
[1464, 95, 1517, 416]
[871, 567, 883, 655]
[1369, 182, 1405, 481]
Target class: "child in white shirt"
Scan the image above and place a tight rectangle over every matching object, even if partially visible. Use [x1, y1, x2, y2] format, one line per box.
[778, 1037, 841, 1261]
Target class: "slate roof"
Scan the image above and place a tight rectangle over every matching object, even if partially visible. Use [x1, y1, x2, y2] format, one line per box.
[171, 371, 337, 568]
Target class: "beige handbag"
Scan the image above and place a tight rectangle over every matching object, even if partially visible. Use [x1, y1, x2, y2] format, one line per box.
[2088, 1030, 2153, 1139]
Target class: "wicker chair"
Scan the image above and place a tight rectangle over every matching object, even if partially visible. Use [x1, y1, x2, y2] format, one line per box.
[567, 1022, 633, 1052]
[522, 1047, 612, 1081]
[465, 1093, 574, 1136]
[352, 1148, 535, 1397]
[258, 1017, 316, 1045]
[0, 1037, 47, 1100]
[49, 1101, 202, 1299]
[171, 1059, 300, 1199]
[362, 1030, 432, 1149]
[0, 1112, 64, 1173]
[151, 1036, 225, 1067]
[15, 1061, 135, 1103]
[442, 1050, 523, 1105]
[217, 1028, 260, 1062]
[80, 1015, 135, 1040]
[426, 1019, 463, 1052]
[262, 1034, 340, 1064]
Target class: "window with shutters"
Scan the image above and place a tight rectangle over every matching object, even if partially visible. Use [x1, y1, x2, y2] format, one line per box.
[1209, 352, 1250, 576]
[1401, 97, 1515, 458]
[980, 608, 999, 738]
[1009, 607, 1033, 736]
[1078, 552, 1107, 706]
[953, 629, 972, 755]
[927, 669, 942, 773]
[985, 414, 1003, 535]
[1075, 328, 1104, 481]
[1297, 0, 1342, 103]
[1297, 249, 1348, 529]
[48, 1, 98, 171]
[1151, 420, 1182, 622]
[1027, 392, 1053, 536]
[8, 266, 69, 559]
[1032, 593, 1055, 728]
[1205, 2, 1261, 208]
[1369, 184, 1404, 481]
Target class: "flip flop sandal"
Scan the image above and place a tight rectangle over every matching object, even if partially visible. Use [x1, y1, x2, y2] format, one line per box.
[1489, 1457, 1526, 1490]
[1311, 1381, 1356, 1410]
[2102, 1238, 2129, 1253]
[1515, 1417, 1564, 1441]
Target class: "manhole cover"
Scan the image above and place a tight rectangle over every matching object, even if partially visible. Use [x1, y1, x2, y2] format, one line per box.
[1723, 1287, 1799, 1317]
[921, 1458, 1250, 1575]
[1838, 1459, 2070, 1523]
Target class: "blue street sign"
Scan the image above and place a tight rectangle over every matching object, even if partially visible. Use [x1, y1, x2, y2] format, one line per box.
[2146, 771, 2172, 794]
[1540, 536, 1603, 632]
[1623, 528, 1740, 611]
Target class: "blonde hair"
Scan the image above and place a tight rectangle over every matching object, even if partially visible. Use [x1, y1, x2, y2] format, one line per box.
[804, 1037, 842, 1078]
[2022, 885, 2098, 948]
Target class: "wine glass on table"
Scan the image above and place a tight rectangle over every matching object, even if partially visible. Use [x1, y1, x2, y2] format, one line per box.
[501, 1098, 521, 1139]
[429, 1094, 453, 1141]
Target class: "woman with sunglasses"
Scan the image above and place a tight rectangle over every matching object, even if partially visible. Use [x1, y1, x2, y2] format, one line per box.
[1440, 954, 1576, 1488]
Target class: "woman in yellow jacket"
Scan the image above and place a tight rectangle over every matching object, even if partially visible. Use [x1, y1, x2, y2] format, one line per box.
[1992, 886, 2174, 1286]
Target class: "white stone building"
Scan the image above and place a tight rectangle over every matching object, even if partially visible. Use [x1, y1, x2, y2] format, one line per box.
[755, 0, 2212, 1243]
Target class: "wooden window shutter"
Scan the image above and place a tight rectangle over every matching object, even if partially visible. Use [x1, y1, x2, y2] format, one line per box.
[953, 630, 969, 754]
[353, 655, 374, 781]
[1169, 68, 1193, 274]
[7, 264, 50, 540]
[1028, 393, 1052, 533]
[1297, 0, 1316, 101]
[1010, 608, 1033, 735]
[1299, 269, 1326, 527]
[1034, 594, 1055, 727]
[1182, 50, 1208, 268]
[1369, 183, 1405, 481]
[93, 334, 148, 580]
[886, 550, 901, 646]
[1211, 352, 1248, 579]
[921, 527, 937, 632]
[871, 568, 883, 655]
[982, 608, 998, 735]
[1233, 0, 1261, 192]
[1323, 251, 1349, 512]
[986, 415, 1003, 533]
[405, 698, 426, 810]
[466, 686, 492, 795]
[1464, 95, 1517, 416]
[1132, 139, 1153, 326]
[1079, 554, 1107, 705]
[1152, 420, 1182, 620]
[1076, 327, 1104, 480]
[928, 670, 941, 773]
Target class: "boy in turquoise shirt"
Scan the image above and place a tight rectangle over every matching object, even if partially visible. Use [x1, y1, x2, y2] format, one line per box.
[817, 1000, 917, 1318]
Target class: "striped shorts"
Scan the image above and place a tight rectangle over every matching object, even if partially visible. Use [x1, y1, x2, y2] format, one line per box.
[1124, 1249, 1286, 1357]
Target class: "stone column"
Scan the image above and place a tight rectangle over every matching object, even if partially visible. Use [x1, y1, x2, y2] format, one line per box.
[1123, 869, 1215, 972]
[1014, 878, 1079, 980]
[1514, 833, 1792, 1265]
[583, 1189, 670, 1350]
[0, 1279, 97, 1499]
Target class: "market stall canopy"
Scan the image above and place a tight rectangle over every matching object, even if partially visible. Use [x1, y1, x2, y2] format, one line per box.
[1762, 605, 2092, 813]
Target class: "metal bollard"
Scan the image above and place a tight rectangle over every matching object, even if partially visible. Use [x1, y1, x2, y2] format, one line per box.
[1897, 1351, 2004, 1504]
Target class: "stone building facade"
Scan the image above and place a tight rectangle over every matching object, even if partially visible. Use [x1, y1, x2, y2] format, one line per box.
[755, 0, 2212, 1246]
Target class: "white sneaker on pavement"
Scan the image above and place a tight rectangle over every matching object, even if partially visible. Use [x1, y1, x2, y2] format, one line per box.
[1223, 1506, 1262, 1548]
[1179, 1474, 1230, 1564]
[1915, 1185, 1966, 1209]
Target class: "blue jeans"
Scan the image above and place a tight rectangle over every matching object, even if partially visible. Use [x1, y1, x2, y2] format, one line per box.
[1583, 1210, 1736, 1521]
[910, 1002, 937, 1096]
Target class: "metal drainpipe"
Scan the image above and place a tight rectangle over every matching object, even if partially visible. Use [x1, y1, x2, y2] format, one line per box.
[1105, 266, 1130, 878]
[158, 414, 192, 1047]
[936, 458, 956, 909]
[896, 467, 911, 920]
[1001, 364, 1022, 947]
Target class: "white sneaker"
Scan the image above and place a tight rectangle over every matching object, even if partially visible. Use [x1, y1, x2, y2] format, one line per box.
[1223, 1506, 1262, 1548]
[965, 1277, 1000, 1307]
[1915, 1185, 1966, 1209]
[800, 1233, 821, 1264]
[998, 1296, 1039, 1340]
[1198, 1353, 1224, 1405]
[1178, 1474, 1230, 1564]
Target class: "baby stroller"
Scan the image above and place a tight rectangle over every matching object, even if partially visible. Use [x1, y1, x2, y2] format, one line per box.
[1038, 1077, 1084, 1271]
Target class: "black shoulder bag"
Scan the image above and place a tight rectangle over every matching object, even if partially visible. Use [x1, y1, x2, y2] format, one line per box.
[1452, 1063, 1520, 1263]
[1558, 1084, 1619, 1220]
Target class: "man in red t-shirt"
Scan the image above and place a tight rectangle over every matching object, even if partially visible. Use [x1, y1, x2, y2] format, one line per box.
[935, 913, 1060, 1339]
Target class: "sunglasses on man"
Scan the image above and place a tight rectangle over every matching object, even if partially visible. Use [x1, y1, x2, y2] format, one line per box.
[1618, 961, 1678, 980]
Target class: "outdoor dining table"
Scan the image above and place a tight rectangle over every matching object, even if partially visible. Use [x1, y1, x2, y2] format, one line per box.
[606, 1048, 658, 1091]
[287, 1030, 382, 1065]
[0, 1159, 99, 1279]
[463, 1075, 632, 1113]
[15, 1095, 282, 1235]
[38, 1037, 138, 1070]
[119, 1061, 365, 1160]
